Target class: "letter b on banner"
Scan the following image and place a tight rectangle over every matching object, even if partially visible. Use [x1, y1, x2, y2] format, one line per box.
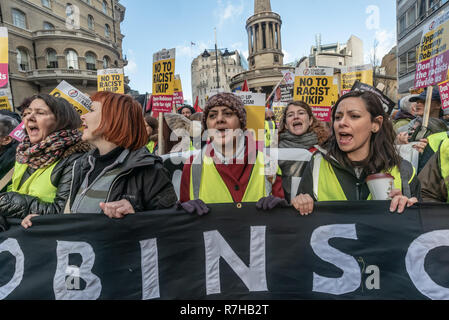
[53, 241, 102, 300]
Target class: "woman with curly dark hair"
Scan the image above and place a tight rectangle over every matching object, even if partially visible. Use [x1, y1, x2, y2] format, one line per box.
[277, 101, 330, 201]
[292, 91, 420, 215]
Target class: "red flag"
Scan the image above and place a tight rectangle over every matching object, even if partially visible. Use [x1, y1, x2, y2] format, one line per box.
[242, 80, 249, 92]
[194, 96, 202, 112]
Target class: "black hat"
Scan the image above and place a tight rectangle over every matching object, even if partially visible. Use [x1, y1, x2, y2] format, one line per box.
[177, 104, 195, 115]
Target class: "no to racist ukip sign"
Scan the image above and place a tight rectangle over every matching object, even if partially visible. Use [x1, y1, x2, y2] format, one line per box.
[50, 81, 92, 115]
[294, 67, 338, 122]
[97, 68, 125, 94]
[152, 48, 176, 113]
[340, 64, 373, 95]
[415, 10, 449, 88]
[0, 27, 8, 88]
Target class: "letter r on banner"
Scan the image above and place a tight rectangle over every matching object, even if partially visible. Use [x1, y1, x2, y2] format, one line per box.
[204, 226, 268, 295]
[53, 241, 102, 300]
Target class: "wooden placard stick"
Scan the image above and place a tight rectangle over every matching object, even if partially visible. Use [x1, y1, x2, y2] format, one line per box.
[158, 113, 165, 155]
[422, 86, 433, 129]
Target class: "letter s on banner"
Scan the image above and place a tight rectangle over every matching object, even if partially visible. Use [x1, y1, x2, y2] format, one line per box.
[53, 241, 102, 300]
[311, 224, 361, 295]
[406, 230, 449, 300]
[0, 238, 24, 300]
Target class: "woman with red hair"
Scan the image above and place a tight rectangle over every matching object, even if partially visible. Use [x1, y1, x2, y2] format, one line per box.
[22, 92, 177, 226]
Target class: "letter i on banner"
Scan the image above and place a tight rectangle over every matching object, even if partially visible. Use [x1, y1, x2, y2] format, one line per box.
[0, 27, 9, 89]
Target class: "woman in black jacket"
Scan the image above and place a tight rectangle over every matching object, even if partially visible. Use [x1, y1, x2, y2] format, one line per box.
[23, 91, 177, 227]
[292, 91, 420, 216]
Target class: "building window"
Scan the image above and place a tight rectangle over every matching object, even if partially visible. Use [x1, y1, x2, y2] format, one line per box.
[12, 9, 26, 29]
[399, 47, 417, 76]
[66, 3, 73, 17]
[102, 1, 108, 14]
[407, 48, 417, 73]
[41, 0, 51, 9]
[406, 4, 416, 28]
[103, 56, 110, 69]
[86, 52, 97, 70]
[17, 48, 30, 71]
[274, 55, 279, 63]
[105, 24, 111, 38]
[66, 50, 79, 69]
[88, 15, 94, 30]
[43, 22, 55, 30]
[398, 15, 406, 35]
[47, 49, 58, 68]
[418, 0, 427, 21]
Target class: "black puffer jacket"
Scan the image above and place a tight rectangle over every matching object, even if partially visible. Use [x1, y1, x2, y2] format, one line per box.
[68, 147, 177, 212]
[0, 142, 91, 218]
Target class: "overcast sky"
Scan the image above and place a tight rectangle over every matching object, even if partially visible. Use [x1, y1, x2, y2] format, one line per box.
[120, 0, 396, 104]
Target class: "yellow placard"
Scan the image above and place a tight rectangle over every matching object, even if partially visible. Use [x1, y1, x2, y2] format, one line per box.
[49, 81, 91, 116]
[273, 104, 286, 127]
[340, 69, 373, 94]
[244, 105, 265, 142]
[152, 58, 175, 96]
[174, 77, 182, 93]
[97, 71, 124, 94]
[294, 76, 338, 107]
[0, 33, 7, 63]
[0, 96, 12, 111]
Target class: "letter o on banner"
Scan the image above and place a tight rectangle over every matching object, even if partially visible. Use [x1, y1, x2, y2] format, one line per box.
[0, 238, 24, 299]
[406, 230, 449, 300]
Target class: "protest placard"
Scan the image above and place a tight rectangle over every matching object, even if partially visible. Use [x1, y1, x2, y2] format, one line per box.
[439, 79, 449, 109]
[173, 74, 184, 107]
[0, 96, 12, 111]
[97, 68, 125, 94]
[152, 48, 176, 113]
[340, 64, 373, 95]
[0, 27, 8, 88]
[9, 121, 26, 142]
[415, 10, 449, 88]
[294, 67, 338, 122]
[235, 92, 266, 142]
[50, 81, 92, 115]
[273, 102, 287, 127]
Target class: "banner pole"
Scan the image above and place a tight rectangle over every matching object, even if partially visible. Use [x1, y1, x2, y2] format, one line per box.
[158, 113, 165, 155]
[265, 72, 287, 106]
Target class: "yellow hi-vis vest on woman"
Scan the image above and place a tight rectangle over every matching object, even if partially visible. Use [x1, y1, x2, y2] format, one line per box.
[438, 138, 449, 202]
[428, 131, 449, 152]
[311, 153, 411, 201]
[189, 151, 268, 204]
[10, 161, 59, 203]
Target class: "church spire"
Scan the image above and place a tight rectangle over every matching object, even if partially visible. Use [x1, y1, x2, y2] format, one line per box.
[254, 0, 271, 14]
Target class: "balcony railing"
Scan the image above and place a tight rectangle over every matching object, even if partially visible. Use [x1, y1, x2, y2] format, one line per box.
[26, 69, 98, 79]
[32, 29, 117, 50]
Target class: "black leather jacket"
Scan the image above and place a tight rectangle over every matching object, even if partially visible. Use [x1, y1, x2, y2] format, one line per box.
[0, 148, 86, 219]
[68, 147, 177, 212]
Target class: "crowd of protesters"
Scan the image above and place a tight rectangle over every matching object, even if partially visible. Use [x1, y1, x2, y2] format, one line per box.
[0, 86, 449, 231]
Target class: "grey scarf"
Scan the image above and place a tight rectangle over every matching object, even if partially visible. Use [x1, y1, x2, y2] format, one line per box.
[279, 131, 318, 149]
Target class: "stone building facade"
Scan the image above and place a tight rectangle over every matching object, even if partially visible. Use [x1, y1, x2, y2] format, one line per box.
[298, 35, 364, 69]
[230, 0, 293, 98]
[191, 49, 246, 108]
[1, 0, 127, 108]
